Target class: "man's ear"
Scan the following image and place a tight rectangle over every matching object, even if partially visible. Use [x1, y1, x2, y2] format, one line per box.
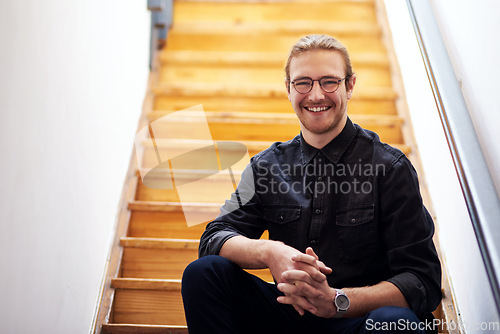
[346, 74, 356, 100]
[285, 80, 291, 101]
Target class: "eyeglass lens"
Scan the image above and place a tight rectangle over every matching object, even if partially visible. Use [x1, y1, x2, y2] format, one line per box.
[293, 77, 343, 94]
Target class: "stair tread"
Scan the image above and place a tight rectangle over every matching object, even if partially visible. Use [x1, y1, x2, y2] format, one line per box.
[128, 201, 221, 212]
[153, 82, 397, 100]
[112, 278, 181, 291]
[120, 237, 199, 249]
[138, 131, 409, 157]
[160, 50, 389, 68]
[173, 1, 377, 23]
[102, 324, 187, 334]
[170, 20, 381, 37]
[147, 110, 403, 124]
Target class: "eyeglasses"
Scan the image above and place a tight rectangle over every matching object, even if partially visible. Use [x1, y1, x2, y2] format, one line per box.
[290, 76, 348, 94]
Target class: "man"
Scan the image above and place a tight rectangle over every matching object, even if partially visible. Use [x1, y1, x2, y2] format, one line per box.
[182, 34, 441, 334]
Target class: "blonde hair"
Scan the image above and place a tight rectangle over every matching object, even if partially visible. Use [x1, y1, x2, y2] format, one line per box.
[284, 34, 353, 85]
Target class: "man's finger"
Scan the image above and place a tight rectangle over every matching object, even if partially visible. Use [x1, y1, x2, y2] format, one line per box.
[305, 247, 318, 259]
[291, 253, 319, 268]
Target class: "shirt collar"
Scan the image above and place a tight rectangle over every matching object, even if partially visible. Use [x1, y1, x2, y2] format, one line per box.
[300, 117, 356, 165]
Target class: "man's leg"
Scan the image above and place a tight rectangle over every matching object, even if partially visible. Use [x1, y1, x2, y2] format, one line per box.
[360, 306, 425, 334]
[181, 255, 307, 334]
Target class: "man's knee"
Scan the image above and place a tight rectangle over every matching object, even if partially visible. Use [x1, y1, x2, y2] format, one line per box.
[363, 306, 424, 333]
[182, 255, 238, 292]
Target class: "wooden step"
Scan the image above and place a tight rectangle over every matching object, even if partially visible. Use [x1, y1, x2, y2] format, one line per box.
[160, 51, 390, 69]
[145, 111, 404, 144]
[127, 201, 214, 238]
[111, 278, 186, 326]
[154, 95, 398, 115]
[138, 138, 269, 166]
[120, 237, 273, 281]
[153, 82, 396, 100]
[120, 238, 198, 279]
[159, 65, 392, 91]
[135, 170, 242, 204]
[173, 1, 377, 24]
[102, 324, 187, 334]
[170, 20, 381, 38]
[166, 32, 385, 54]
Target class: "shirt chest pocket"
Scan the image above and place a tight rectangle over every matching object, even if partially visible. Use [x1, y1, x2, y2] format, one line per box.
[336, 205, 376, 263]
[263, 204, 301, 246]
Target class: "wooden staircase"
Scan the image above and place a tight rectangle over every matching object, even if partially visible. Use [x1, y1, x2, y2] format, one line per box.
[92, 0, 455, 333]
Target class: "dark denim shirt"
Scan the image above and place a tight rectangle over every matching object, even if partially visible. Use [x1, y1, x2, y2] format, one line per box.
[199, 118, 442, 316]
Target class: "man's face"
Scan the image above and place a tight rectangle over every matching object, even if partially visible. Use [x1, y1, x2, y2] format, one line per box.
[287, 50, 356, 142]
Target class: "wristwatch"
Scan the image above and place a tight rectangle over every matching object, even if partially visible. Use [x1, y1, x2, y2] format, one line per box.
[333, 289, 350, 318]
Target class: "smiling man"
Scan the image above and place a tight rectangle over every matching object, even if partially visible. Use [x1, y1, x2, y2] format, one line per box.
[182, 35, 442, 334]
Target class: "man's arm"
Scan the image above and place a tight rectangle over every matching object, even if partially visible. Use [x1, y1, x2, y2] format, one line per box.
[220, 236, 331, 284]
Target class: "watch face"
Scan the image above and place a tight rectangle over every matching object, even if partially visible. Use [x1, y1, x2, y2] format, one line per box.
[336, 295, 350, 309]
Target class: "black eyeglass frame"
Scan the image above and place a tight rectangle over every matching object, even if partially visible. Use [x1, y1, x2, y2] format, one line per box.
[290, 76, 349, 94]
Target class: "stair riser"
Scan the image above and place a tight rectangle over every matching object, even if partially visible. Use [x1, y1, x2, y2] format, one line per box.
[145, 121, 403, 144]
[135, 174, 239, 204]
[121, 247, 197, 280]
[153, 96, 397, 115]
[166, 34, 385, 54]
[113, 289, 186, 326]
[173, 2, 376, 23]
[129, 211, 207, 239]
[159, 66, 393, 89]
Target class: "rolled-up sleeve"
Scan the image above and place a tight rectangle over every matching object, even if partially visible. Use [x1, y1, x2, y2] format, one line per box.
[380, 156, 442, 316]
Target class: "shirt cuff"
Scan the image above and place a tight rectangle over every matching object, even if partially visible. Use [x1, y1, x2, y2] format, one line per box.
[199, 230, 241, 258]
[387, 272, 427, 316]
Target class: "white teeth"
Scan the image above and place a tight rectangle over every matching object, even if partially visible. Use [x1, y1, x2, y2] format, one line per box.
[307, 106, 330, 112]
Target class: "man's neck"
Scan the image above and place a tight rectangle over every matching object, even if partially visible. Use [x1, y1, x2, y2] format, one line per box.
[301, 117, 347, 149]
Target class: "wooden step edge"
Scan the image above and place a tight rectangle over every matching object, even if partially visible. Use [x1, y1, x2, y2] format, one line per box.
[136, 139, 410, 156]
[160, 51, 389, 68]
[135, 167, 243, 178]
[138, 138, 274, 151]
[170, 21, 381, 37]
[174, 0, 373, 4]
[111, 278, 181, 291]
[152, 83, 398, 100]
[147, 110, 404, 125]
[128, 200, 221, 213]
[120, 237, 199, 249]
[102, 323, 187, 334]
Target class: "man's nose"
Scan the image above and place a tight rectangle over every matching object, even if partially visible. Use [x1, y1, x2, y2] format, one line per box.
[308, 81, 325, 101]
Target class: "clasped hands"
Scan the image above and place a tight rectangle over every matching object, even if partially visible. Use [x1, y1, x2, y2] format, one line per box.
[270, 245, 337, 318]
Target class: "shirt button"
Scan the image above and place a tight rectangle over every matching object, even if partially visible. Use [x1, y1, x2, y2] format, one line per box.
[280, 215, 284, 221]
[318, 176, 323, 181]
[310, 240, 318, 245]
[315, 209, 321, 214]
[351, 218, 356, 224]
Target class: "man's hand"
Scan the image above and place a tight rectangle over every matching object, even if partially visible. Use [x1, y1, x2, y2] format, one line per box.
[265, 244, 330, 284]
[276, 248, 337, 318]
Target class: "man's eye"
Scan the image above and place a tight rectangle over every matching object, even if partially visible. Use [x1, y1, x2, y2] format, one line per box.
[322, 79, 339, 85]
[295, 81, 310, 86]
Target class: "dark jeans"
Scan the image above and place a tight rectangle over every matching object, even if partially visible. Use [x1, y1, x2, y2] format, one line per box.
[182, 256, 426, 334]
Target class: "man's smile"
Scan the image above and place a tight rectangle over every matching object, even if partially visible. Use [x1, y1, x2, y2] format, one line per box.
[303, 105, 332, 113]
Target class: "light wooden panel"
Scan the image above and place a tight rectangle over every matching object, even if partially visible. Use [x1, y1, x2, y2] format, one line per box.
[113, 289, 186, 325]
[173, 1, 377, 23]
[128, 210, 208, 239]
[102, 324, 187, 334]
[153, 95, 398, 115]
[121, 244, 197, 279]
[159, 64, 393, 90]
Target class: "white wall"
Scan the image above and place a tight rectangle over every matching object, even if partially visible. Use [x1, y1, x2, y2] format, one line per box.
[384, 1, 500, 333]
[0, 1, 149, 333]
[430, 0, 500, 199]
